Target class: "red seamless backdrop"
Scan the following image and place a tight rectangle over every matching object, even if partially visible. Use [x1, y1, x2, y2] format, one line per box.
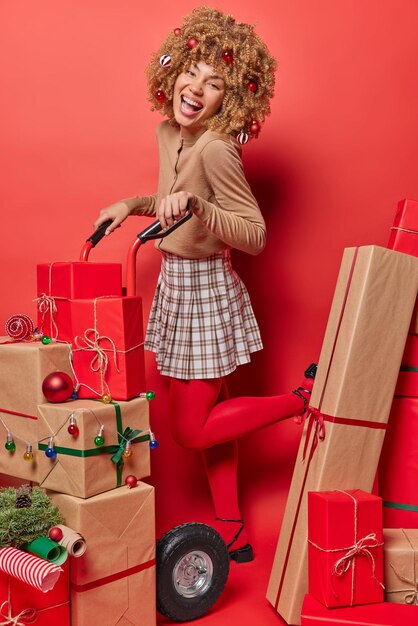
[1, 1, 418, 624]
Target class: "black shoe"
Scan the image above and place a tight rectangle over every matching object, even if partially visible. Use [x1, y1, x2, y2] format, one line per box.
[215, 517, 255, 563]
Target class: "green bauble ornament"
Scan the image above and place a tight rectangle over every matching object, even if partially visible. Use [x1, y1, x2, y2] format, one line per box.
[94, 435, 105, 447]
[5, 441, 15, 452]
[146, 391, 156, 401]
[41, 335, 51, 345]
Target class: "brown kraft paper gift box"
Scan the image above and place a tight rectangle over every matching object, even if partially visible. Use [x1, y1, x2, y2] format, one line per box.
[384, 528, 418, 605]
[37, 398, 151, 498]
[0, 338, 72, 481]
[49, 482, 156, 626]
[266, 245, 418, 625]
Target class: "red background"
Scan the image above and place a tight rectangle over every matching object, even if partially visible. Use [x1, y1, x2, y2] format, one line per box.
[1, 1, 418, 624]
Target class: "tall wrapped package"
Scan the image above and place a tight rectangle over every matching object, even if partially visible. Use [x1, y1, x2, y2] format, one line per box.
[266, 246, 418, 625]
[49, 483, 156, 626]
[0, 338, 72, 481]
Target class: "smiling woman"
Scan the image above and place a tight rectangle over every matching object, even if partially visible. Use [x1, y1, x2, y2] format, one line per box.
[91, 6, 302, 575]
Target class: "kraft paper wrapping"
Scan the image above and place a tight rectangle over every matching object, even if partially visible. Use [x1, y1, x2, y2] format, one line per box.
[384, 529, 418, 605]
[37, 398, 151, 498]
[54, 525, 86, 557]
[266, 246, 418, 625]
[0, 338, 72, 481]
[48, 482, 156, 626]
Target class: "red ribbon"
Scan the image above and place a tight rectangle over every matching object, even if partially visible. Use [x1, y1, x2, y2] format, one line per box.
[71, 558, 155, 593]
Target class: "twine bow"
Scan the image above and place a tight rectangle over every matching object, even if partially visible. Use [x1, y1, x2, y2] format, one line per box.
[332, 533, 383, 578]
[74, 329, 119, 394]
[0, 601, 37, 626]
[34, 293, 59, 338]
[388, 564, 418, 605]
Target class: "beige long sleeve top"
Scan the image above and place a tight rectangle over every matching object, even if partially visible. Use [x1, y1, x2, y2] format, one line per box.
[132, 121, 266, 258]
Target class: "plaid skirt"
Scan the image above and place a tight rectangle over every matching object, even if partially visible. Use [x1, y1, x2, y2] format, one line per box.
[145, 250, 263, 379]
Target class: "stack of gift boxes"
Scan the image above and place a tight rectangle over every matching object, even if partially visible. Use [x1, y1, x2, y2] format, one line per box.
[0, 257, 156, 625]
[267, 199, 418, 625]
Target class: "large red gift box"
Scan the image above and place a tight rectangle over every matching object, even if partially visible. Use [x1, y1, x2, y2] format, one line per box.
[308, 490, 384, 608]
[70, 296, 146, 400]
[37, 262, 122, 299]
[0, 560, 69, 626]
[300, 593, 418, 625]
[379, 373, 418, 528]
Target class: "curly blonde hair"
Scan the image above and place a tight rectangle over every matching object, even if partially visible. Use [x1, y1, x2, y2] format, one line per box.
[146, 6, 277, 138]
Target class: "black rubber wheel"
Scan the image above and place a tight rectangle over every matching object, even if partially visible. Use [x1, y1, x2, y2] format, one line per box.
[156, 522, 230, 622]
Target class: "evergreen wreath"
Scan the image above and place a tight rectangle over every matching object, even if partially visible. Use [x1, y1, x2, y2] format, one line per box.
[0, 486, 64, 548]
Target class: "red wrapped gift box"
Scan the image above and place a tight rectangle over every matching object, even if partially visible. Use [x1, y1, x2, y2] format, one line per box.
[401, 334, 418, 366]
[308, 490, 384, 608]
[387, 198, 418, 256]
[71, 296, 146, 400]
[37, 261, 122, 299]
[0, 560, 69, 626]
[301, 593, 418, 625]
[379, 393, 418, 528]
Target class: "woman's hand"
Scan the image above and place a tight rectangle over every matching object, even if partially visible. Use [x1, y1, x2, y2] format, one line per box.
[93, 201, 131, 235]
[157, 191, 195, 230]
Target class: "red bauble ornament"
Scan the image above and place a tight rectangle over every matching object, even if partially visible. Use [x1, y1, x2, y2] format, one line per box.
[155, 89, 166, 103]
[248, 80, 258, 93]
[68, 423, 80, 437]
[174, 28, 181, 36]
[187, 37, 199, 50]
[48, 526, 63, 542]
[42, 371, 74, 403]
[221, 50, 233, 66]
[250, 121, 260, 136]
[125, 474, 138, 489]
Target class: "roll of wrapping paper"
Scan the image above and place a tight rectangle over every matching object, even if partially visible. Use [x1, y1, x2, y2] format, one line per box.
[24, 536, 68, 566]
[0, 546, 62, 592]
[54, 524, 87, 557]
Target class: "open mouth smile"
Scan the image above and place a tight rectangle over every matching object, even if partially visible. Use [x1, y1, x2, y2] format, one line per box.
[180, 95, 204, 115]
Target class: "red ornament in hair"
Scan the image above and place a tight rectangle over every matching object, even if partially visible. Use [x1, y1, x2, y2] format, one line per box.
[250, 120, 260, 136]
[222, 50, 233, 65]
[187, 37, 199, 49]
[248, 80, 258, 93]
[155, 89, 166, 103]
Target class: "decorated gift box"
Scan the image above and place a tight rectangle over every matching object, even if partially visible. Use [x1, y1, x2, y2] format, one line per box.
[0, 337, 72, 481]
[379, 374, 418, 528]
[36, 398, 152, 498]
[387, 199, 418, 335]
[48, 483, 156, 626]
[387, 198, 418, 257]
[300, 593, 418, 625]
[383, 528, 418, 605]
[308, 490, 384, 608]
[0, 559, 70, 626]
[37, 261, 122, 300]
[36, 295, 146, 400]
[266, 245, 418, 625]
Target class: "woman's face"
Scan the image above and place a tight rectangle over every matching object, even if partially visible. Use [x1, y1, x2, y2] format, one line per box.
[173, 61, 226, 137]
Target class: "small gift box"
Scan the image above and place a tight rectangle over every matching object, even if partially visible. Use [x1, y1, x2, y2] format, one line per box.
[0, 338, 72, 481]
[37, 261, 122, 299]
[49, 483, 156, 626]
[384, 528, 418, 605]
[68, 297, 145, 400]
[37, 398, 151, 498]
[267, 246, 418, 625]
[301, 593, 418, 625]
[0, 558, 69, 626]
[308, 490, 384, 608]
[388, 198, 418, 257]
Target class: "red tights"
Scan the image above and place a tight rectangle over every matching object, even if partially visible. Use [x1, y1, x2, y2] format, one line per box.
[168, 376, 311, 550]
